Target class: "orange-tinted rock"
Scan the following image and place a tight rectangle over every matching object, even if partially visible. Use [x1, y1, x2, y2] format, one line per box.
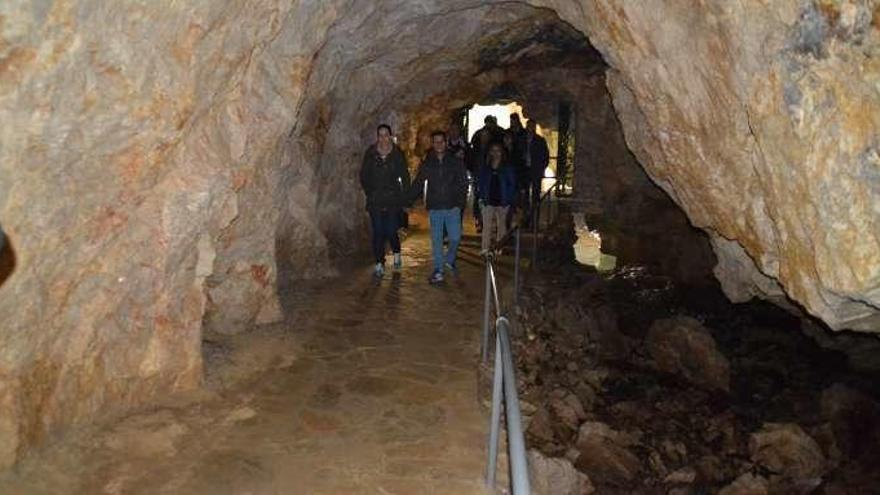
[542, 0, 880, 331]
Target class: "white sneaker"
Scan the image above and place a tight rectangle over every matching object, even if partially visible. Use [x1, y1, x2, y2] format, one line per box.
[374, 262, 384, 278]
[393, 253, 402, 270]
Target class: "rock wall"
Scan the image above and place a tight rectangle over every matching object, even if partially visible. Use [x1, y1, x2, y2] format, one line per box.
[0, 0, 352, 467]
[539, 0, 880, 331]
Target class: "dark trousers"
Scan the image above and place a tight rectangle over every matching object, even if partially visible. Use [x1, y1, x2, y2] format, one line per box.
[369, 209, 401, 263]
[530, 175, 543, 208]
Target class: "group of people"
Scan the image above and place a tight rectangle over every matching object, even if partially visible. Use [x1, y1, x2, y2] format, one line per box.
[464, 114, 550, 218]
[359, 113, 549, 284]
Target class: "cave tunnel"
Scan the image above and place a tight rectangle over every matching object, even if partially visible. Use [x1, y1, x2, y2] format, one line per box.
[1, 1, 880, 493]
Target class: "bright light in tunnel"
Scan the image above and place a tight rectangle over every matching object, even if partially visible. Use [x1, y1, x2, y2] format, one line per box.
[572, 214, 617, 272]
[467, 102, 524, 141]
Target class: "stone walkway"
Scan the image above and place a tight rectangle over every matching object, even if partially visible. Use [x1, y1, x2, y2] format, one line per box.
[0, 214, 493, 494]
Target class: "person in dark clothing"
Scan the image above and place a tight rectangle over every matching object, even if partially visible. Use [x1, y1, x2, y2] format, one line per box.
[447, 122, 467, 156]
[468, 129, 491, 232]
[524, 119, 550, 212]
[509, 113, 525, 137]
[472, 115, 504, 150]
[454, 145, 469, 226]
[506, 114, 528, 210]
[360, 124, 411, 278]
[477, 142, 517, 253]
[409, 130, 469, 284]
[447, 123, 469, 225]
[508, 113, 527, 170]
[502, 132, 515, 159]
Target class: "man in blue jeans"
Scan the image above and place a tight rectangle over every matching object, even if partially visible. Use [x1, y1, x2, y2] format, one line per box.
[410, 130, 469, 283]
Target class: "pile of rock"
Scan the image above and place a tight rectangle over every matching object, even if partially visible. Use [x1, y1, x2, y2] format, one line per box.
[503, 265, 880, 494]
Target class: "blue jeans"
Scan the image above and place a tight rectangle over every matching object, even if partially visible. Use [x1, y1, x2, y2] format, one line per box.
[429, 208, 461, 272]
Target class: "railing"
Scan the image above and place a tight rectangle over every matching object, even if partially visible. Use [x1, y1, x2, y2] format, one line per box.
[481, 180, 559, 494]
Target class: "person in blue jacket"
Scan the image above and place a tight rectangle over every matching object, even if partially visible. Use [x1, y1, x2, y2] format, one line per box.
[477, 141, 517, 253]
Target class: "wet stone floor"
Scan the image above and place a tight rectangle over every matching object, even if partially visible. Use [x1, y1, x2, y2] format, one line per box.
[0, 214, 495, 494]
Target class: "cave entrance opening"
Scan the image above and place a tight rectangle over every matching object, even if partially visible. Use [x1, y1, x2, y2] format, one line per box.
[465, 101, 523, 141]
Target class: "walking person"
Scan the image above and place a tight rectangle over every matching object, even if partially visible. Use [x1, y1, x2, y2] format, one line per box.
[524, 119, 549, 213]
[468, 129, 491, 232]
[478, 142, 517, 253]
[473, 115, 504, 146]
[447, 122, 468, 156]
[410, 130, 469, 284]
[360, 124, 411, 278]
[507, 113, 527, 175]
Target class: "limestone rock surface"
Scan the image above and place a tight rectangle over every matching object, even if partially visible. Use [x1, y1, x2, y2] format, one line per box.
[0, 0, 350, 468]
[539, 0, 880, 331]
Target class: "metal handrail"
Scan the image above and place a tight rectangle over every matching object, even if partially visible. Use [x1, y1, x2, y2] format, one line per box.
[479, 181, 560, 494]
[486, 316, 530, 494]
[481, 179, 559, 361]
[487, 180, 559, 254]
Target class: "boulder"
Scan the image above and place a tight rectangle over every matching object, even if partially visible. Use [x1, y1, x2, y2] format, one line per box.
[646, 316, 731, 391]
[820, 383, 880, 460]
[526, 407, 557, 448]
[528, 449, 594, 495]
[664, 466, 696, 484]
[718, 473, 770, 495]
[748, 423, 826, 480]
[574, 421, 641, 486]
[548, 390, 587, 431]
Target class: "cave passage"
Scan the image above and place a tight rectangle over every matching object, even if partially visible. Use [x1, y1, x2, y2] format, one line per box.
[2, 1, 880, 494]
[4, 216, 495, 493]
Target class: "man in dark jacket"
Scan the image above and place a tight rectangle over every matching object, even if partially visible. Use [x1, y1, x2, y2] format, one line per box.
[410, 130, 469, 283]
[475, 115, 504, 145]
[360, 124, 411, 277]
[507, 113, 527, 194]
[524, 119, 550, 212]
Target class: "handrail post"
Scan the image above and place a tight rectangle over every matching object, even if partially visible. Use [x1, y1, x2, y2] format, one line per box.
[481, 260, 492, 362]
[485, 332, 503, 489]
[514, 228, 521, 304]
